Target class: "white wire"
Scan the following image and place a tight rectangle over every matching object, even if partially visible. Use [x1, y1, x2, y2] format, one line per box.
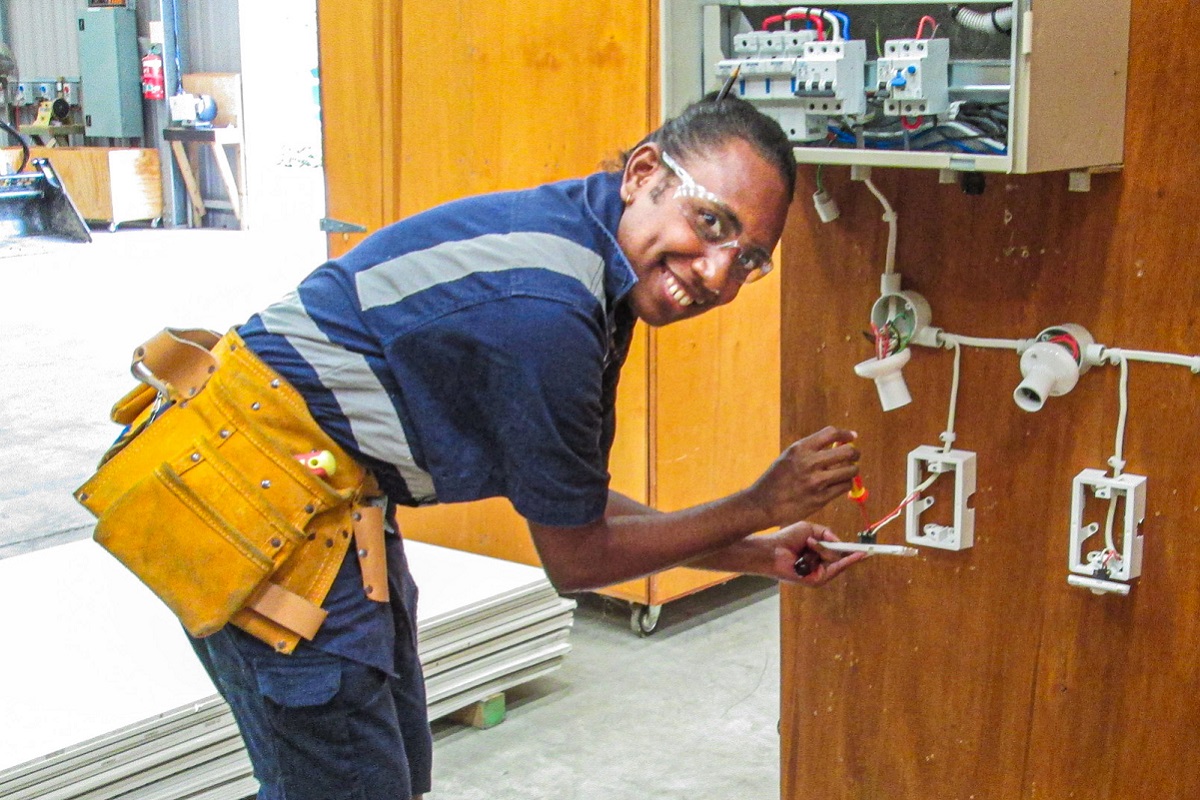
[871, 472, 940, 536]
[1109, 353, 1129, 477]
[941, 341, 962, 452]
[862, 176, 897, 275]
[936, 332, 1027, 352]
[940, 120, 1006, 153]
[1104, 347, 1200, 372]
[784, 6, 842, 40]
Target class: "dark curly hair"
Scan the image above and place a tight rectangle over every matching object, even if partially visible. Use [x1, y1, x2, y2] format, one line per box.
[616, 92, 797, 199]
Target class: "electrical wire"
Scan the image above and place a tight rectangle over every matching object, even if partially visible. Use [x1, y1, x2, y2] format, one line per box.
[867, 471, 940, 536]
[763, 12, 826, 40]
[0, 118, 30, 173]
[1109, 353, 1130, 477]
[915, 15, 939, 39]
[784, 7, 843, 40]
[862, 176, 898, 276]
[941, 340, 962, 452]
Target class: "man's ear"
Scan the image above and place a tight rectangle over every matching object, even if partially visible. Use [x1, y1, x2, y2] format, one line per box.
[621, 143, 663, 203]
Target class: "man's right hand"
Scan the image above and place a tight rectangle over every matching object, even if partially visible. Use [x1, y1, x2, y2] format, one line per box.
[747, 426, 859, 527]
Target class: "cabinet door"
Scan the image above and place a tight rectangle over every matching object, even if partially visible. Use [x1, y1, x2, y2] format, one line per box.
[317, 0, 654, 565]
[316, 0, 397, 256]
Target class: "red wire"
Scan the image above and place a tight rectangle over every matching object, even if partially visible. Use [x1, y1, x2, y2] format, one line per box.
[762, 12, 826, 40]
[915, 15, 938, 39]
[900, 115, 924, 131]
[1047, 334, 1081, 362]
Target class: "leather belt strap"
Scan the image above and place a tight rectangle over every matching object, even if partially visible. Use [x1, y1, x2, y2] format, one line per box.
[353, 505, 390, 602]
[246, 582, 328, 641]
[131, 328, 221, 403]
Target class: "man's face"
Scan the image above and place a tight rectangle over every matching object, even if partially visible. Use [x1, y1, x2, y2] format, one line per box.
[615, 139, 791, 327]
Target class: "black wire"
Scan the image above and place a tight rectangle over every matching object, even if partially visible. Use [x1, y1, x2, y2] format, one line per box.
[0, 118, 30, 173]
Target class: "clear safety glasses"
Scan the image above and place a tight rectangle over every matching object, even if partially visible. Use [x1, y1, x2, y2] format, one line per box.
[658, 150, 774, 284]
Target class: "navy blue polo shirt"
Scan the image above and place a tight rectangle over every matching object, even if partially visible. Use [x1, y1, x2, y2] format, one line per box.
[238, 171, 639, 672]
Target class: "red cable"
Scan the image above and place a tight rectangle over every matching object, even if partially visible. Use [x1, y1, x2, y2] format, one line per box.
[915, 15, 938, 39]
[901, 115, 925, 131]
[762, 12, 825, 41]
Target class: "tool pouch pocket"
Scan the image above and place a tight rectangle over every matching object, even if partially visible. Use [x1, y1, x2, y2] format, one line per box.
[79, 333, 358, 644]
[95, 459, 280, 638]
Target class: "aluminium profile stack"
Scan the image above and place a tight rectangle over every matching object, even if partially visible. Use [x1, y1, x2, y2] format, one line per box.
[0, 538, 574, 800]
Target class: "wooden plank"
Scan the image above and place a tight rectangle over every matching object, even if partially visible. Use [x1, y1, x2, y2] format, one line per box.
[169, 141, 206, 218]
[779, 4, 1200, 796]
[448, 693, 506, 729]
[181, 73, 243, 129]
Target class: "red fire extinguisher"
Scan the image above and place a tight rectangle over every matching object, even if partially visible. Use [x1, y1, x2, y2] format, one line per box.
[141, 50, 165, 101]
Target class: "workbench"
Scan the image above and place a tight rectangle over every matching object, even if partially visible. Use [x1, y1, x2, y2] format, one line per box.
[162, 125, 243, 228]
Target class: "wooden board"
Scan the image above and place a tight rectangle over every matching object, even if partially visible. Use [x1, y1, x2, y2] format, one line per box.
[779, 3, 1200, 796]
[2, 147, 163, 226]
[181, 73, 243, 129]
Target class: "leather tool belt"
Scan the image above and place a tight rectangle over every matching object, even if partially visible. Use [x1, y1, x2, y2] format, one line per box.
[75, 328, 389, 654]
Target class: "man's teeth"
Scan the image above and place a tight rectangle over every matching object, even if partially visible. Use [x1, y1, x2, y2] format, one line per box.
[665, 274, 694, 307]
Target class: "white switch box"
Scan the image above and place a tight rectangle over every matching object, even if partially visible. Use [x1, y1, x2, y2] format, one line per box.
[905, 446, 977, 550]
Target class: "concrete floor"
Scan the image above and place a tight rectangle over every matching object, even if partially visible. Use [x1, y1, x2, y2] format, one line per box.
[431, 580, 782, 800]
[2, 227, 785, 799]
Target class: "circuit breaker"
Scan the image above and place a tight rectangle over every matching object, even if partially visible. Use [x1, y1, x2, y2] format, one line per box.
[663, 1, 1131, 175]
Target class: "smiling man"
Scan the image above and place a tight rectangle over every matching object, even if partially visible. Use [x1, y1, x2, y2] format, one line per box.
[89, 93, 862, 800]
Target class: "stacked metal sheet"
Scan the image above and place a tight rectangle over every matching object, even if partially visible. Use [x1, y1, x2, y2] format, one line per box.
[0, 539, 573, 800]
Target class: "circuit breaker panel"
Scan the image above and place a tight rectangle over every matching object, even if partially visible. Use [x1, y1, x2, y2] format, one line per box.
[663, 1, 1131, 174]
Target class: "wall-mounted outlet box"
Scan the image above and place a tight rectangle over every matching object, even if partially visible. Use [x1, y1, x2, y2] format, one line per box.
[905, 446, 977, 551]
[1068, 469, 1146, 583]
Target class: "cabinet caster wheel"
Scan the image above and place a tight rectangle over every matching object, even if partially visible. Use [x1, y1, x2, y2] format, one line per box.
[151, 217, 163, 228]
[107, 222, 119, 233]
[630, 603, 662, 636]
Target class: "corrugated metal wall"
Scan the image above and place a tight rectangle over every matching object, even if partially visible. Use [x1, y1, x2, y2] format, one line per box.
[4, 0, 242, 79]
[6, 0, 86, 81]
[183, 0, 241, 73]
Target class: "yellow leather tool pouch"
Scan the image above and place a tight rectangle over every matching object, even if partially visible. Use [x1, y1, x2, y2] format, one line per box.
[76, 330, 374, 653]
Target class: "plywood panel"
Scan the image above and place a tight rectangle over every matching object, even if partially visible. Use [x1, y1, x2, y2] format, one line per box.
[394, 0, 652, 213]
[779, 2, 1200, 797]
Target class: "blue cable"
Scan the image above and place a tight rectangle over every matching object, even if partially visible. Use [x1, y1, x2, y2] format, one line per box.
[830, 10, 851, 38]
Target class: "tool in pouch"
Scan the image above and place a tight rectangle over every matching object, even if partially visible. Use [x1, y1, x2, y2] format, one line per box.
[75, 327, 388, 654]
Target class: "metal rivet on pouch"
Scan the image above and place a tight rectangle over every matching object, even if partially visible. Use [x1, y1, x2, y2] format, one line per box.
[230, 343, 238, 351]
[307, 533, 316, 541]
[179, 400, 189, 408]
[270, 379, 280, 388]
[364, 585, 374, 596]
[219, 429, 230, 438]
[78, 492, 89, 501]
[275, 641, 286, 651]
[325, 538, 334, 548]
[261, 479, 271, 489]
[304, 504, 315, 514]
[190, 453, 201, 462]
[342, 530, 349, 538]
[250, 402, 261, 411]
[208, 366, 216, 374]
[135, 347, 145, 358]
[187, 387, 197, 397]
[358, 548, 368, 558]
[270, 538, 282, 548]
[352, 512, 362, 522]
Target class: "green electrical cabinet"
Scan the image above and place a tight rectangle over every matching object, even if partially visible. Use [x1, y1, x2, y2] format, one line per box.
[77, 6, 143, 140]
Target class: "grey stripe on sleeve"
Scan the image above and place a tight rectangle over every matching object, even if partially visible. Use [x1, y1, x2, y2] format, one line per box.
[355, 232, 606, 311]
[259, 292, 437, 502]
